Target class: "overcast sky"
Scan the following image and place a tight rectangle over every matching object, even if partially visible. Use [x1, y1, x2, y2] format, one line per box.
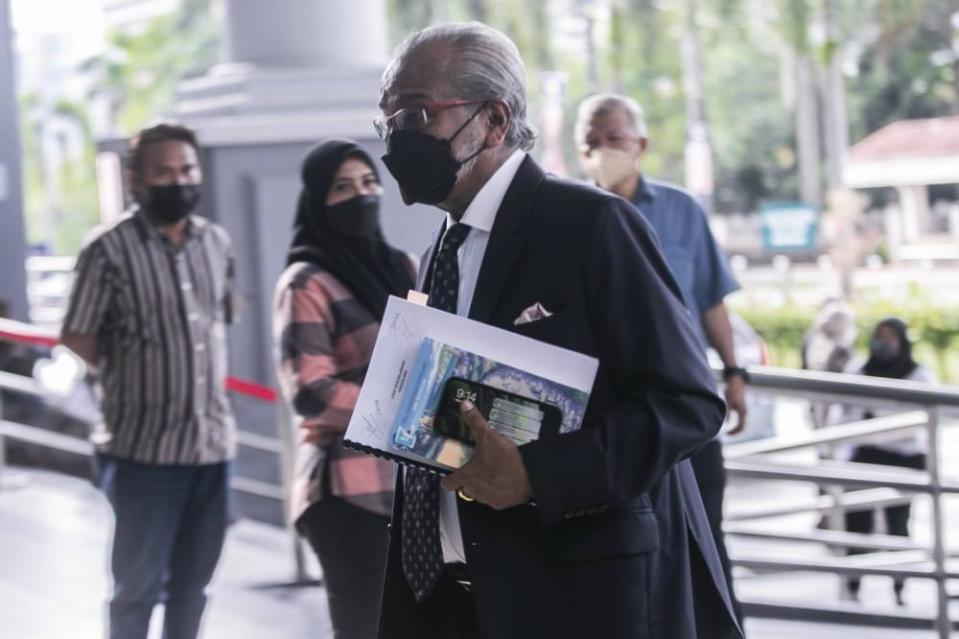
[10, 0, 104, 47]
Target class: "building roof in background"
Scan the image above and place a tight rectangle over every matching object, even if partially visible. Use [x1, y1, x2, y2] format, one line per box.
[849, 116, 959, 162]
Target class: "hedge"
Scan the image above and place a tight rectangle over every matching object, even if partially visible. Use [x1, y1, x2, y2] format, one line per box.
[734, 301, 959, 382]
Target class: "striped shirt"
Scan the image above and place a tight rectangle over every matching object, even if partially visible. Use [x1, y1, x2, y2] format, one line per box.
[62, 209, 236, 465]
[274, 262, 411, 522]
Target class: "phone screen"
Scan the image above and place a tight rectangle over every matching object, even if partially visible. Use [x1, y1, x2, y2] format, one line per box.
[433, 377, 563, 446]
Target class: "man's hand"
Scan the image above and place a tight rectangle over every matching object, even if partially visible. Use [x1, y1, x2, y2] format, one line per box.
[724, 376, 748, 435]
[440, 400, 532, 509]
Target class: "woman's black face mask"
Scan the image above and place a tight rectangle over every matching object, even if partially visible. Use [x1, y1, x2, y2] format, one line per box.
[869, 338, 899, 363]
[381, 103, 487, 205]
[325, 194, 382, 238]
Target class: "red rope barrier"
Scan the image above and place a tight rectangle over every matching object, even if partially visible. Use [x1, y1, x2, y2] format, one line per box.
[226, 377, 279, 403]
[0, 322, 59, 349]
[0, 318, 278, 404]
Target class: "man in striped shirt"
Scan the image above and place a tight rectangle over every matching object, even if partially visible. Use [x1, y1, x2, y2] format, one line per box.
[61, 123, 236, 639]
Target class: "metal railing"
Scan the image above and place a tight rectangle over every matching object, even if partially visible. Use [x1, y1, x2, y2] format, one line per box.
[6, 311, 959, 626]
[0, 318, 312, 584]
[720, 365, 959, 637]
[24, 255, 75, 328]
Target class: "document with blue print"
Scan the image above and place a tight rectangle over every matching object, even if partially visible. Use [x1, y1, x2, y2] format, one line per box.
[344, 295, 598, 473]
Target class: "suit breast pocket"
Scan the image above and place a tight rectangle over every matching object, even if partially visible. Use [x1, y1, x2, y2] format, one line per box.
[510, 309, 579, 349]
[557, 507, 660, 564]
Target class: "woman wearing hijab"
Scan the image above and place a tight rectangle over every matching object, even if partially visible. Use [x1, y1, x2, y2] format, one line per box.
[843, 317, 936, 605]
[274, 139, 415, 639]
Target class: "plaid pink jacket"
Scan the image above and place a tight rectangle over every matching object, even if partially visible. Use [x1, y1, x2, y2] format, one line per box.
[274, 262, 410, 522]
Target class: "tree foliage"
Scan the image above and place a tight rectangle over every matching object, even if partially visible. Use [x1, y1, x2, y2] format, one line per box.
[19, 0, 221, 255]
[81, 0, 219, 134]
[383, 0, 959, 215]
[25, 0, 959, 254]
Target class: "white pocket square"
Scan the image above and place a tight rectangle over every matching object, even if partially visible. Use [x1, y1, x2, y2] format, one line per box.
[513, 302, 554, 326]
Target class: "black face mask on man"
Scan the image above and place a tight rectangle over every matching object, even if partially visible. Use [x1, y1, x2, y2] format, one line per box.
[325, 194, 382, 238]
[381, 103, 487, 205]
[147, 184, 201, 224]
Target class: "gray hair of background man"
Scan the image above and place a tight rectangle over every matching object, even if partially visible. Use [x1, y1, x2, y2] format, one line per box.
[573, 93, 649, 147]
[382, 22, 536, 151]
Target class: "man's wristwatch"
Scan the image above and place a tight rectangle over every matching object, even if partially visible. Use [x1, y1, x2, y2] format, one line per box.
[722, 365, 749, 382]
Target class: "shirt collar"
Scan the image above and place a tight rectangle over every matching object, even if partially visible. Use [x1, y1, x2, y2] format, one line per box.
[633, 177, 658, 204]
[445, 149, 526, 233]
[132, 206, 208, 243]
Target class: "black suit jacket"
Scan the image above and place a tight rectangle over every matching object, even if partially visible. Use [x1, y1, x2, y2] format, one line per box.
[379, 156, 743, 639]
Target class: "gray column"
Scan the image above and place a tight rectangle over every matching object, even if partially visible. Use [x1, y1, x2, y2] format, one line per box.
[795, 54, 822, 209]
[168, 0, 441, 526]
[896, 184, 929, 242]
[177, 0, 390, 134]
[224, 0, 387, 68]
[820, 0, 849, 191]
[0, 0, 29, 321]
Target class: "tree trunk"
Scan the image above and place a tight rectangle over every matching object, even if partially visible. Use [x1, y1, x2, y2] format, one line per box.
[681, 0, 715, 213]
[795, 52, 822, 209]
[577, 0, 600, 92]
[820, 0, 849, 191]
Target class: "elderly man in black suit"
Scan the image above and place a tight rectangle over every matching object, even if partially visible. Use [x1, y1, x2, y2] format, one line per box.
[374, 21, 743, 639]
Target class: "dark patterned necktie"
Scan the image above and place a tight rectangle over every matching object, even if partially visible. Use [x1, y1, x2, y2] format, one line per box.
[402, 222, 472, 601]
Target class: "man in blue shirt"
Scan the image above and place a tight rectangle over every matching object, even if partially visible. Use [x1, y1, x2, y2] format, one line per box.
[575, 92, 747, 623]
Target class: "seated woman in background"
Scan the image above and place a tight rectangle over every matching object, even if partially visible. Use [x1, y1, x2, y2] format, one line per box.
[844, 317, 936, 605]
[274, 139, 415, 639]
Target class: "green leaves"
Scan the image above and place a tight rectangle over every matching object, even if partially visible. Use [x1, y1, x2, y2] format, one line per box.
[736, 300, 959, 381]
[83, 0, 219, 134]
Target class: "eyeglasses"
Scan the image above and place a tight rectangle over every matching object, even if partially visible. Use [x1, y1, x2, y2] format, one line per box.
[373, 100, 485, 140]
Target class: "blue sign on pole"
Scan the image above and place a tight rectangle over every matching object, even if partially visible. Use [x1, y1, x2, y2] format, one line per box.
[760, 202, 819, 252]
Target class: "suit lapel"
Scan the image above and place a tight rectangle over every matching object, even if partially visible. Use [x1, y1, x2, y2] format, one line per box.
[468, 155, 546, 325]
[416, 223, 445, 293]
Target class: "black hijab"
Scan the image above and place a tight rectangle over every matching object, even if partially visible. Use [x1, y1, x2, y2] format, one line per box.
[862, 317, 919, 380]
[286, 139, 414, 321]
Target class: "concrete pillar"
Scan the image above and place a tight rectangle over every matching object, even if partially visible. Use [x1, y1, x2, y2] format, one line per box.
[795, 54, 822, 209]
[821, 0, 849, 191]
[223, 0, 387, 68]
[176, 0, 391, 138]
[896, 184, 929, 242]
[0, 0, 29, 321]
[160, 0, 441, 525]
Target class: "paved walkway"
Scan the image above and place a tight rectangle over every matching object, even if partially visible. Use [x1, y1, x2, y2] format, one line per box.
[0, 464, 943, 638]
[0, 468, 327, 638]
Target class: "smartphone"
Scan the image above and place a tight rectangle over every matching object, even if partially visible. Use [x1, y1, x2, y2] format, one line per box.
[433, 377, 563, 446]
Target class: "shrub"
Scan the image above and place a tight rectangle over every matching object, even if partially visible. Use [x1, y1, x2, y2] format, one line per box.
[732, 301, 959, 382]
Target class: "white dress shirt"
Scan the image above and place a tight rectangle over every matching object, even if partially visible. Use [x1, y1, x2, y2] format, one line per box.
[437, 149, 526, 564]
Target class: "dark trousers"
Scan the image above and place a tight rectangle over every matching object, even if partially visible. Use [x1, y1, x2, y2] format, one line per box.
[380, 570, 478, 639]
[96, 454, 231, 639]
[300, 497, 391, 639]
[845, 445, 926, 593]
[690, 439, 743, 625]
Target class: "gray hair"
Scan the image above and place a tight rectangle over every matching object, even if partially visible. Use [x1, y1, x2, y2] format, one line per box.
[383, 22, 536, 151]
[573, 93, 648, 147]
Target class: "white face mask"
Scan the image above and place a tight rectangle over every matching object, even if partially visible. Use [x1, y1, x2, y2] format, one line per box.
[581, 147, 638, 189]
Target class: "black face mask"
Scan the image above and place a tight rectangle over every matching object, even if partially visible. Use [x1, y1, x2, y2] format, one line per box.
[325, 194, 382, 238]
[869, 338, 899, 363]
[147, 184, 201, 224]
[381, 104, 487, 205]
